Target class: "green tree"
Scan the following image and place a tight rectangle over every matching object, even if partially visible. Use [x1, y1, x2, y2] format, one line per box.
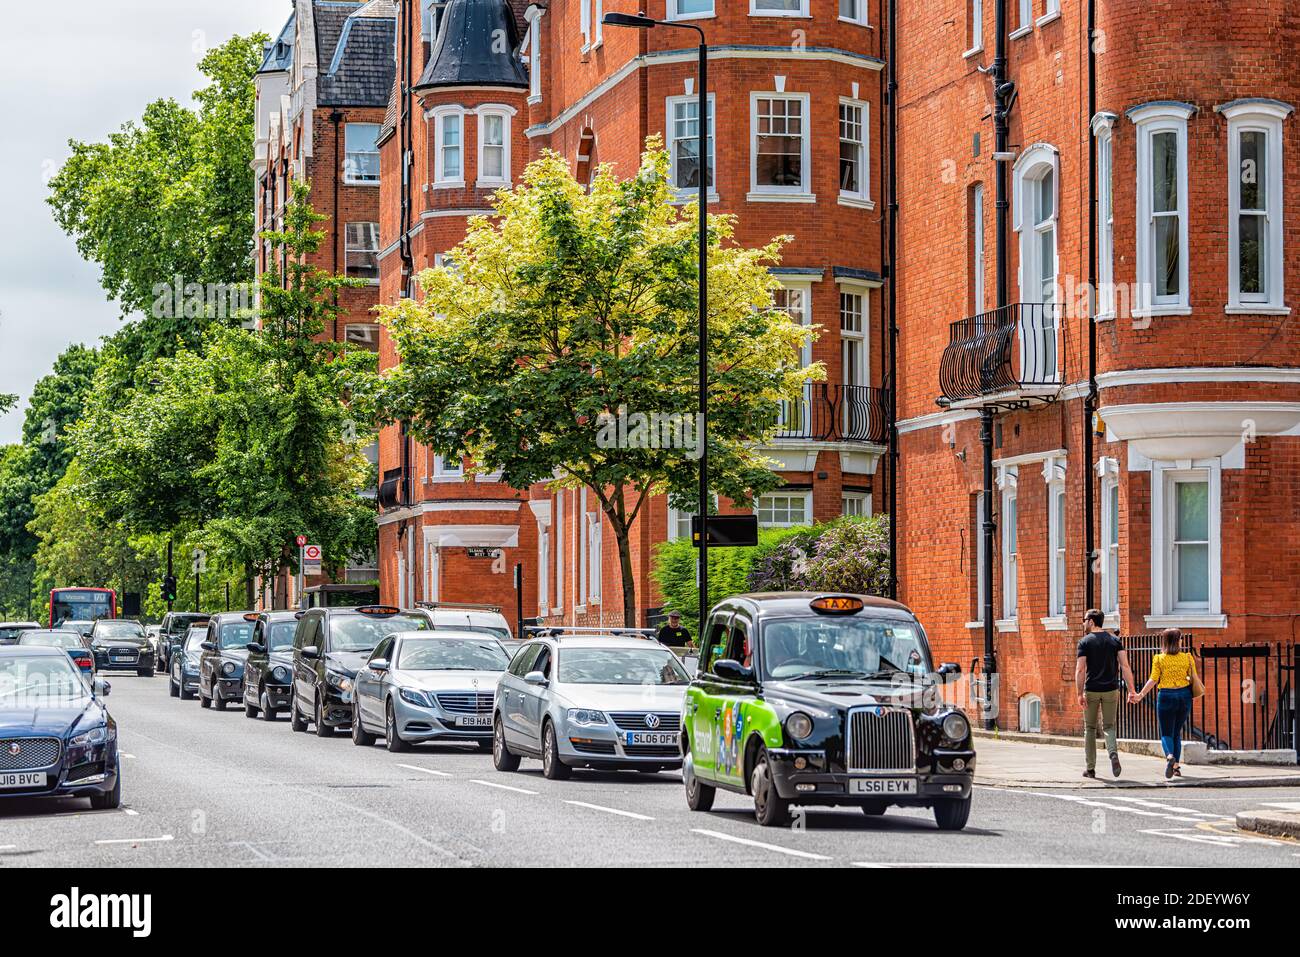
[381, 145, 817, 627]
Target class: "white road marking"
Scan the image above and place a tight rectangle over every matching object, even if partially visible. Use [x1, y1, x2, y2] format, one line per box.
[94, 834, 174, 846]
[124, 808, 139, 816]
[985, 788, 1207, 824]
[469, 778, 538, 795]
[691, 828, 831, 861]
[0, 845, 16, 851]
[398, 764, 452, 778]
[1103, 796, 1221, 817]
[1141, 828, 1285, 848]
[564, 800, 654, 821]
[121, 753, 136, 759]
[1261, 802, 1300, 811]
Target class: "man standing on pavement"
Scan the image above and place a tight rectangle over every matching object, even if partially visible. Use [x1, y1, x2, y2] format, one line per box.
[1075, 608, 1134, 778]
[656, 611, 693, 651]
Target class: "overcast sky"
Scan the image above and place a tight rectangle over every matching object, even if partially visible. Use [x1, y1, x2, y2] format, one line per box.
[0, 0, 290, 444]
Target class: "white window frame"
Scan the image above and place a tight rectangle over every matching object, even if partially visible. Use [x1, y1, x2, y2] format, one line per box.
[587, 511, 602, 603]
[841, 492, 871, 517]
[1038, 0, 1061, 26]
[1044, 455, 1067, 622]
[751, 0, 810, 17]
[838, 0, 870, 26]
[1092, 113, 1117, 319]
[749, 92, 813, 201]
[578, 488, 589, 607]
[554, 492, 565, 612]
[666, 93, 717, 200]
[1220, 100, 1291, 314]
[343, 122, 381, 185]
[431, 106, 465, 187]
[773, 281, 814, 434]
[1013, 143, 1060, 305]
[971, 182, 985, 313]
[421, 0, 447, 42]
[475, 105, 514, 189]
[522, 6, 544, 103]
[1019, 694, 1042, 733]
[593, 0, 603, 46]
[1011, 0, 1032, 36]
[538, 524, 550, 616]
[1098, 457, 1120, 616]
[839, 289, 868, 389]
[1148, 459, 1223, 627]
[966, 0, 983, 55]
[431, 454, 463, 479]
[998, 466, 1018, 622]
[838, 98, 871, 207]
[344, 222, 380, 285]
[756, 491, 812, 529]
[974, 491, 988, 623]
[668, 0, 716, 21]
[1130, 102, 1194, 317]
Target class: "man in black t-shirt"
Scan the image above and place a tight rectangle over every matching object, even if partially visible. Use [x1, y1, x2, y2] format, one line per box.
[1075, 608, 1135, 779]
[656, 612, 693, 651]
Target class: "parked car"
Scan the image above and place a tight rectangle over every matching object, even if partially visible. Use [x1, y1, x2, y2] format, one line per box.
[157, 612, 211, 671]
[89, 619, 155, 676]
[352, 631, 511, 752]
[290, 605, 432, 737]
[197, 612, 257, 711]
[58, 620, 95, 639]
[241, 611, 300, 720]
[169, 626, 207, 700]
[492, 632, 689, 779]
[16, 630, 94, 679]
[0, 622, 41, 646]
[0, 646, 119, 809]
[417, 602, 513, 641]
[300, 583, 379, 609]
[681, 593, 975, 829]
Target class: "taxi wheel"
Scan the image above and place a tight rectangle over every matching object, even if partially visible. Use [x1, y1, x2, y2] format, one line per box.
[199, 688, 211, 709]
[244, 699, 258, 718]
[541, 721, 571, 781]
[352, 705, 376, 746]
[315, 695, 335, 737]
[385, 701, 411, 752]
[214, 695, 228, 712]
[290, 699, 308, 732]
[493, 716, 520, 772]
[168, 674, 179, 698]
[684, 750, 716, 812]
[933, 796, 972, 832]
[261, 692, 278, 722]
[751, 748, 791, 828]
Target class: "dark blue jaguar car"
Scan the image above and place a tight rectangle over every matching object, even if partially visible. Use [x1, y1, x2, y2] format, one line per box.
[0, 646, 120, 809]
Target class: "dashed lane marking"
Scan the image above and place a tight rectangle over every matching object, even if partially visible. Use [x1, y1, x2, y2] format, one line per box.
[1101, 796, 1222, 817]
[121, 753, 137, 759]
[397, 764, 453, 778]
[691, 828, 831, 861]
[94, 835, 174, 846]
[983, 788, 1209, 824]
[1261, 802, 1300, 811]
[124, 809, 139, 816]
[1140, 827, 1286, 848]
[469, 778, 538, 796]
[564, 800, 654, 821]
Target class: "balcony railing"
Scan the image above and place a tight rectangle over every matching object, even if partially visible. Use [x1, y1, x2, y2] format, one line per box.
[775, 383, 890, 444]
[938, 303, 1061, 403]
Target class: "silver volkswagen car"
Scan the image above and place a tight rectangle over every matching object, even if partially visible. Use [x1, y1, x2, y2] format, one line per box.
[492, 632, 688, 779]
[350, 630, 512, 752]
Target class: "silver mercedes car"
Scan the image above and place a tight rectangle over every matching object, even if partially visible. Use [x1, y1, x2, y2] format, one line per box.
[492, 632, 688, 779]
[350, 630, 511, 752]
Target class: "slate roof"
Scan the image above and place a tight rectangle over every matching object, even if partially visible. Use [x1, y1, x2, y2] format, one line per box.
[317, 0, 398, 108]
[258, 12, 296, 74]
[415, 0, 529, 92]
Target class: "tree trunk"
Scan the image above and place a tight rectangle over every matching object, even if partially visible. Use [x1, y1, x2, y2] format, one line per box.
[613, 523, 637, 629]
[244, 563, 256, 610]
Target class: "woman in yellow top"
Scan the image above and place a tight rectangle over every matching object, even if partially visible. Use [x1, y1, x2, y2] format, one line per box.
[1130, 628, 1197, 779]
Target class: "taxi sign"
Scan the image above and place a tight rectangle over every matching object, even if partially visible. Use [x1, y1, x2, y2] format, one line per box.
[356, 605, 401, 617]
[242, 612, 262, 622]
[810, 595, 864, 614]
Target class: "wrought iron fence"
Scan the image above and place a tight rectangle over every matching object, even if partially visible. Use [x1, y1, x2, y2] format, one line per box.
[938, 302, 1061, 402]
[774, 383, 889, 444]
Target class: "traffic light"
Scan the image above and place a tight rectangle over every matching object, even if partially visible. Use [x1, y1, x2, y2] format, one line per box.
[162, 575, 178, 602]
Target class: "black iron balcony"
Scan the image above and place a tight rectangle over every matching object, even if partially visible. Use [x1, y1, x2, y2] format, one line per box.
[775, 383, 890, 444]
[938, 302, 1061, 404]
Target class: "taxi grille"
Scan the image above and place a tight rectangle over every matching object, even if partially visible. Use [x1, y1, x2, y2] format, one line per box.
[436, 693, 494, 715]
[0, 737, 61, 771]
[846, 708, 915, 773]
[609, 712, 681, 732]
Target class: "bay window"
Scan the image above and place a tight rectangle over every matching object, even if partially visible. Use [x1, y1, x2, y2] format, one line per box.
[757, 492, 811, 528]
[669, 0, 715, 18]
[751, 93, 811, 197]
[667, 94, 715, 195]
[1092, 113, 1116, 318]
[839, 99, 870, 205]
[1149, 461, 1223, 627]
[1099, 460, 1120, 616]
[1044, 455, 1067, 621]
[839, 0, 869, 26]
[1219, 99, 1290, 313]
[477, 107, 512, 187]
[752, 0, 808, 15]
[1130, 102, 1193, 316]
[432, 108, 463, 185]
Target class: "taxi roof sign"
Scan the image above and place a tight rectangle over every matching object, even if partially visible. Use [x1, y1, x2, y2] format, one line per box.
[356, 605, 401, 617]
[242, 612, 261, 622]
[810, 595, 865, 614]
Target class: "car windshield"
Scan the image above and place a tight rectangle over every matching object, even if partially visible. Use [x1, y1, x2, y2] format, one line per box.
[760, 617, 932, 681]
[397, 638, 509, 671]
[170, 614, 208, 634]
[557, 648, 688, 686]
[185, 632, 206, 651]
[218, 622, 255, 649]
[95, 621, 144, 639]
[18, 632, 81, 650]
[331, 615, 429, 652]
[0, 654, 90, 708]
[266, 621, 297, 651]
[0, 626, 36, 641]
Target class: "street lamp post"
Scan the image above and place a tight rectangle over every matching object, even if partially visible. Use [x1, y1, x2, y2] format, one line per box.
[603, 12, 710, 634]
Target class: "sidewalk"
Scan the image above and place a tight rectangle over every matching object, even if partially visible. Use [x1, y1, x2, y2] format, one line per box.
[974, 733, 1300, 790]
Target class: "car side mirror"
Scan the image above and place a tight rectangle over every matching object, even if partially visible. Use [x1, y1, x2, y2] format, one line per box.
[247, 642, 265, 653]
[93, 677, 111, 697]
[200, 641, 216, 652]
[938, 662, 962, 677]
[713, 659, 754, 683]
[301, 645, 320, 660]
[524, 670, 548, 687]
[370, 658, 389, 672]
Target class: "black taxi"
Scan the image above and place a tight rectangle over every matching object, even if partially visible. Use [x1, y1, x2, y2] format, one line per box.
[198, 612, 257, 710]
[682, 593, 975, 829]
[241, 611, 301, 720]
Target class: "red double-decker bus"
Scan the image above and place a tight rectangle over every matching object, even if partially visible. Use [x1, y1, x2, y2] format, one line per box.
[49, 587, 117, 628]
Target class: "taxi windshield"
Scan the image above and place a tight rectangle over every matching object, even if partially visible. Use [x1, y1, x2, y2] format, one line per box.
[397, 638, 509, 671]
[218, 622, 255, 649]
[266, 621, 297, 651]
[760, 617, 932, 681]
[557, 648, 688, 686]
[331, 615, 429, 652]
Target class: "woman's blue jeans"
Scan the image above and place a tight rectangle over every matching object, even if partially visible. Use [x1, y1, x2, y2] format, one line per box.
[1157, 686, 1193, 762]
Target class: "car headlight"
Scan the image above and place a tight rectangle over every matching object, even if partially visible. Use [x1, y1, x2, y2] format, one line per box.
[70, 726, 108, 748]
[566, 709, 607, 727]
[785, 711, 814, 741]
[326, 670, 354, 693]
[271, 666, 290, 684]
[398, 688, 430, 707]
[941, 712, 970, 743]
[221, 661, 238, 677]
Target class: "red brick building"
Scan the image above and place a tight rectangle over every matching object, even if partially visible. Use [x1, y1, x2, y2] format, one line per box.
[253, 0, 398, 605]
[895, 0, 1300, 734]
[373, 0, 890, 627]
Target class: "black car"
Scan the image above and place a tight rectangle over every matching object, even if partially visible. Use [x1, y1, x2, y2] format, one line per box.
[169, 626, 207, 700]
[198, 612, 257, 711]
[290, 605, 431, 737]
[157, 612, 211, 671]
[89, 619, 155, 677]
[242, 611, 300, 721]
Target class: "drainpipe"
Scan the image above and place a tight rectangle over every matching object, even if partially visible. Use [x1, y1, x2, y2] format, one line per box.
[330, 109, 343, 342]
[885, 0, 899, 601]
[399, 0, 415, 514]
[1083, 0, 1099, 609]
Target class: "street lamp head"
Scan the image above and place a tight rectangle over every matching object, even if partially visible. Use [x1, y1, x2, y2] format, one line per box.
[602, 12, 657, 29]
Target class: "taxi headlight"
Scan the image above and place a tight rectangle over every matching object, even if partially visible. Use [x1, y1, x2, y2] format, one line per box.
[271, 666, 291, 684]
[326, 670, 353, 693]
[785, 711, 814, 741]
[70, 726, 108, 748]
[941, 712, 970, 743]
[221, 661, 238, 677]
[566, 709, 608, 727]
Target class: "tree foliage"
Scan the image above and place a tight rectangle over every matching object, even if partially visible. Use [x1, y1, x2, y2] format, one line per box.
[380, 144, 818, 625]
